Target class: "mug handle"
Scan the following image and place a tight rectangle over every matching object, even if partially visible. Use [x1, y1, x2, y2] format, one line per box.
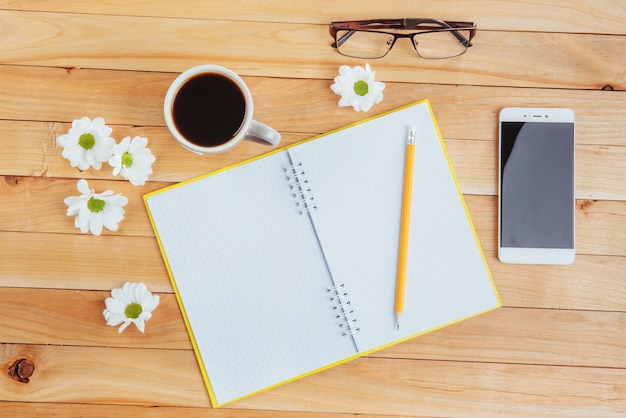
[244, 120, 281, 146]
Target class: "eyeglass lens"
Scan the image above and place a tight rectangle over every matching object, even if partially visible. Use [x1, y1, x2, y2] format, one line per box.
[335, 29, 472, 59]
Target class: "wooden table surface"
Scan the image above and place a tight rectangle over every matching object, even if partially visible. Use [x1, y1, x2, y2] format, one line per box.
[1, 1, 625, 417]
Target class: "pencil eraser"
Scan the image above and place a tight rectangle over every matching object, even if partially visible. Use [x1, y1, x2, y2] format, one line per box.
[408, 125, 417, 144]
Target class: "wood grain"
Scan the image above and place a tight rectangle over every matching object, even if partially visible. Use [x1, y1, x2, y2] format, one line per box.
[1, 67, 624, 142]
[0, 288, 187, 349]
[0, 343, 210, 406]
[0, 402, 379, 418]
[1, 1, 624, 416]
[2, 179, 626, 257]
[2, 227, 626, 312]
[3, 125, 626, 199]
[0, 231, 170, 291]
[237, 358, 626, 416]
[0, 11, 624, 89]
[1, 343, 624, 415]
[1, 285, 624, 369]
[3, 0, 626, 34]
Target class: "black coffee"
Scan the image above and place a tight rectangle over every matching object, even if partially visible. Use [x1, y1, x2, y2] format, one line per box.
[172, 73, 246, 147]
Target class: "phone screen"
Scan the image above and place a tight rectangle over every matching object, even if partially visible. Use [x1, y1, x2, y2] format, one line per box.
[500, 121, 575, 249]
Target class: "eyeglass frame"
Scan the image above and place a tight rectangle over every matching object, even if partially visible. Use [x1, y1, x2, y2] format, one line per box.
[329, 18, 477, 59]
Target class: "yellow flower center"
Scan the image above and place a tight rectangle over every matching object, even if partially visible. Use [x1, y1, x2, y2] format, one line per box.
[125, 303, 143, 319]
[79, 133, 96, 150]
[87, 197, 105, 213]
[354, 80, 369, 96]
[121, 152, 133, 168]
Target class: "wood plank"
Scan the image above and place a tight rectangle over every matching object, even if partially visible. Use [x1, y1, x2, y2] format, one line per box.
[3, 0, 625, 35]
[2, 284, 624, 369]
[2, 118, 626, 199]
[4, 228, 624, 312]
[2, 138, 626, 236]
[0, 231, 171, 292]
[2, 176, 626, 257]
[469, 195, 626, 256]
[0, 176, 170, 235]
[1, 67, 624, 144]
[0, 288, 188, 349]
[448, 141, 626, 200]
[0, 343, 623, 416]
[0, 343, 210, 407]
[238, 358, 626, 417]
[0, 120, 311, 183]
[487, 252, 626, 311]
[1, 11, 625, 89]
[0, 66, 171, 127]
[0, 402, 386, 418]
[381, 307, 626, 368]
[0, 176, 167, 235]
[3, 118, 626, 204]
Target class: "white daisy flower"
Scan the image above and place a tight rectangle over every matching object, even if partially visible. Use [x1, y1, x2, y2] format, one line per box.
[56, 117, 116, 170]
[64, 179, 128, 236]
[109, 136, 156, 186]
[330, 63, 385, 112]
[103, 282, 160, 333]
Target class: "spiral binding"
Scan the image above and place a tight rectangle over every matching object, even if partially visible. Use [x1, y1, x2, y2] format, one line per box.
[284, 162, 318, 215]
[327, 284, 360, 337]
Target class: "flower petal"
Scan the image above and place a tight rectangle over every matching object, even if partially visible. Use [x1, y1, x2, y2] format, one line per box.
[112, 286, 131, 305]
[88, 213, 104, 235]
[128, 136, 148, 153]
[76, 179, 91, 195]
[134, 318, 146, 333]
[104, 297, 126, 314]
[105, 312, 126, 326]
[100, 210, 121, 232]
[117, 320, 132, 333]
[144, 295, 160, 313]
[123, 282, 138, 302]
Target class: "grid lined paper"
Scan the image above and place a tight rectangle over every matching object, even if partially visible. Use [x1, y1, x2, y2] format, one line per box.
[146, 151, 357, 405]
[287, 102, 500, 352]
[145, 100, 501, 407]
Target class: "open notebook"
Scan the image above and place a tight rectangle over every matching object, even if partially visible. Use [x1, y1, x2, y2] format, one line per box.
[144, 99, 501, 407]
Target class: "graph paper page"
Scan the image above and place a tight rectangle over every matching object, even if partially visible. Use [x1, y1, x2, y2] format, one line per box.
[287, 101, 500, 352]
[145, 100, 500, 406]
[145, 150, 358, 406]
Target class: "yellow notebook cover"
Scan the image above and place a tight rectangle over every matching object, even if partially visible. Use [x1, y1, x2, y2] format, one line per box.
[144, 99, 501, 407]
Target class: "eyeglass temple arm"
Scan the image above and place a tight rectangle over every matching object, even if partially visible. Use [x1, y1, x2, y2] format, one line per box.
[329, 19, 405, 48]
[405, 18, 474, 47]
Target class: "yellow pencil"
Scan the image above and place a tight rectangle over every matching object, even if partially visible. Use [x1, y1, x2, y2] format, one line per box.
[395, 125, 416, 330]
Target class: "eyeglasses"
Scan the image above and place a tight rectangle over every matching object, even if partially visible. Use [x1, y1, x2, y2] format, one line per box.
[329, 18, 476, 59]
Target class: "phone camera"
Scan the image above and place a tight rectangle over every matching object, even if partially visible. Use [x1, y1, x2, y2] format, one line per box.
[545, 115, 549, 118]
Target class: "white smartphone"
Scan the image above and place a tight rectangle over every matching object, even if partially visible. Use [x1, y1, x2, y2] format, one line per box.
[498, 107, 575, 264]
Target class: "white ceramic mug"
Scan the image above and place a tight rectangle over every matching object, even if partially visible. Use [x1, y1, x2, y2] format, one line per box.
[164, 65, 281, 154]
